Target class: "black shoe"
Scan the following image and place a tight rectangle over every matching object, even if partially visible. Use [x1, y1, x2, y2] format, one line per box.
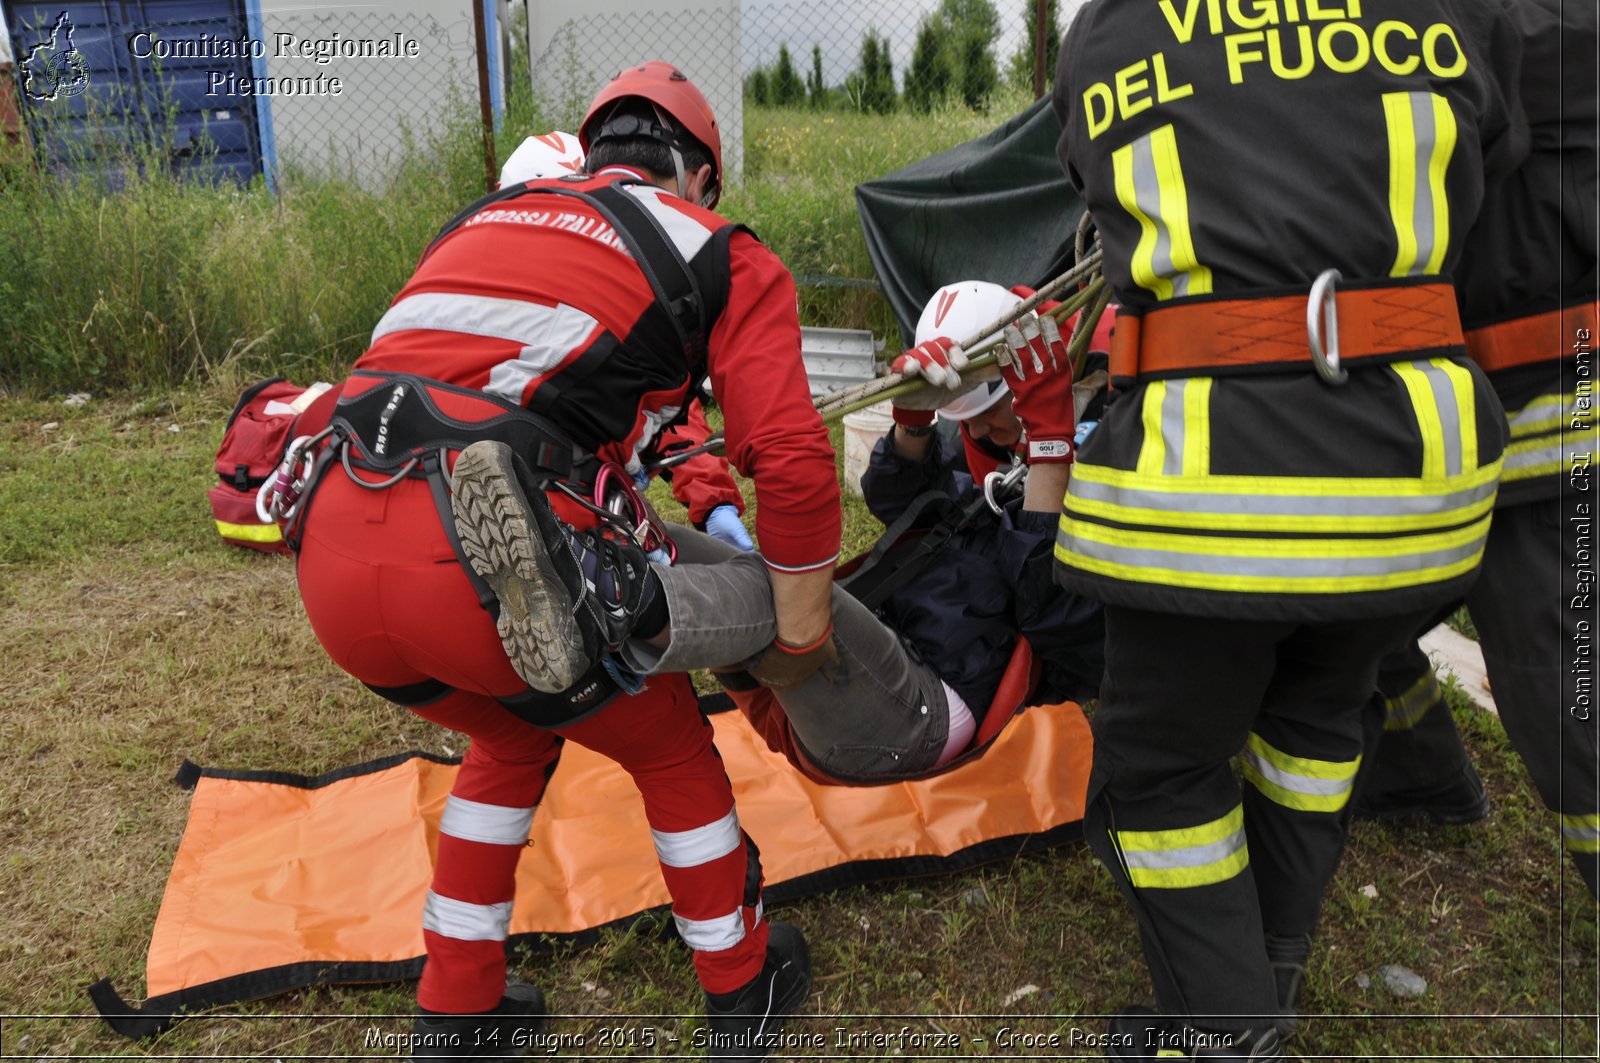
[703, 922, 812, 1061]
[1106, 1006, 1283, 1060]
[1264, 932, 1310, 1035]
[1352, 762, 1490, 825]
[452, 441, 653, 692]
[411, 983, 547, 1060]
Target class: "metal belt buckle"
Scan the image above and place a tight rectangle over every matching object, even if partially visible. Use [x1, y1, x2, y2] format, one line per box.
[594, 462, 676, 563]
[1307, 268, 1349, 386]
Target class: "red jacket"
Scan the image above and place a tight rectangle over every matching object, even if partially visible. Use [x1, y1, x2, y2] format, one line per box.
[355, 168, 838, 572]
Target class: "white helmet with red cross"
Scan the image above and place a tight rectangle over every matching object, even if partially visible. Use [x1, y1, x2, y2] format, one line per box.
[498, 131, 585, 187]
[913, 280, 1022, 421]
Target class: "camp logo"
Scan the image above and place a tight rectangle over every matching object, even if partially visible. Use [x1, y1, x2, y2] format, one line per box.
[934, 288, 959, 328]
[19, 11, 90, 102]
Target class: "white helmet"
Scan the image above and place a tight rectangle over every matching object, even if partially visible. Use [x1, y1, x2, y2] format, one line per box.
[913, 280, 1020, 422]
[498, 131, 585, 186]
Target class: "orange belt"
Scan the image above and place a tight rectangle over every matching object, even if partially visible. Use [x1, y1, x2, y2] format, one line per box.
[1110, 282, 1464, 382]
[1465, 301, 1599, 373]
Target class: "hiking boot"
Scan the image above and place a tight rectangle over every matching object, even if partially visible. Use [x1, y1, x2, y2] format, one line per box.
[452, 441, 655, 692]
[1106, 1006, 1283, 1060]
[1352, 762, 1490, 825]
[411, 982, 547, 1060]
[1264, 932, 1311, 1034]
[703, 921, 812, 1061]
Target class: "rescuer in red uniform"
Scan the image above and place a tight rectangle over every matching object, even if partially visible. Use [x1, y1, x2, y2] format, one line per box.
[291, 62, 833, 1059]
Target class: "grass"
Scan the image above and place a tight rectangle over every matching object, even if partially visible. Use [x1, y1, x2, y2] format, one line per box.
[0, 86, 1595, 1061]
[0, 92, 1033, 396]
[0, 386, 1595, 1061]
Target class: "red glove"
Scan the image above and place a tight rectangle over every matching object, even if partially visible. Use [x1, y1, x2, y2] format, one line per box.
[891, 337, 967, 427]
[999, 314, 1076, 464]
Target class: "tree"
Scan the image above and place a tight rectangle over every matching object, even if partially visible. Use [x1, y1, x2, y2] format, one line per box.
[929, 0, 999, 111]
[959, 24, 999, 109]
[1009, 0, 1061, 93]
[903, 21, 951, 114]
[772, 44, 805, 106]
[849, 31, 895, 113]
[807, 45, 826, 108]
[746, 66, 770, 106]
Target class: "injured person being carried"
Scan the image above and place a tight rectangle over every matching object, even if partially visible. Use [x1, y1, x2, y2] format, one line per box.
[451, 279, 1108, 783]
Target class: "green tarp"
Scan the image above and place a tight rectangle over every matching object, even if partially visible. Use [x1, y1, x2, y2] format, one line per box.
[854, 96, 1087, 347]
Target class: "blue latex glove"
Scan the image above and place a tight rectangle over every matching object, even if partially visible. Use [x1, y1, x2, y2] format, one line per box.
[705, 504, 754, 551]
[1074, 420, 1099, 447]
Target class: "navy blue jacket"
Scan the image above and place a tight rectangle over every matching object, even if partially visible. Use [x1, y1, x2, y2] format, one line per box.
[857, 426, 1104, 718]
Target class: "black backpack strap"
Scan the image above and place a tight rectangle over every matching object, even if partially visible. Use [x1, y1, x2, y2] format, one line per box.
[538, 180, 708, 362]
[422, 176, 711, 365]
[837, 488, 997, 612]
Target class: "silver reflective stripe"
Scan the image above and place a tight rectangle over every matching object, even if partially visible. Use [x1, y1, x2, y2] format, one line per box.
[370, 292, 594, 348]
[1162, 379, 1187, 476]
[1126, 134, 1192, 299]
[1405, 91, 1440, 276]
[1561, 816, 1600, 853]
[422, 891, 513, 942]
[1243, 748, 1355, 799]
[1416, 360, 1463, 476]
[439, 795, 536, 846]
[1121, 829, 1245, 873]
[628, 185, 715, 261]
[652, 809, 741, 869]
[1065, 531, 1483, 579]
[1067, 475, 1497, 522]
[673, 899, 761, 952]
[1508, 395, 1571, 437]
[1505, 434, 1597, 476]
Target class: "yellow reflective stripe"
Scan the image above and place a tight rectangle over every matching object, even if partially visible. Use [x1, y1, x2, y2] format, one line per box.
[1118, 805, 1248, 889]
[1183, 377, 1213, 477]
[1440, 358, 1477, 471]
[1057, 513, 1491, 594]
[1113, 124, 1212, 301]
[1063, 461, 1500, 535]
[1137, 381, 1170, 475]
[1385, 92, 1420, 276]
[1150, 127, 1212, 297]
[216, 520, 282, 543]
[1385, 92, 1456, 276]
[1559, 812, 1600, 854]
[1241, 733, 1360, 813]
[1508, 393, 1576, 439]
[1502, 426, 1599, 481]
[1422, 94, 1457, 274]
[1393, 361, 1448, 480]
[1384, 670, 1441, 731]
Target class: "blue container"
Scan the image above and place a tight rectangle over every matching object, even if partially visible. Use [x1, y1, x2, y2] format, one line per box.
[5, 0, 264, 185]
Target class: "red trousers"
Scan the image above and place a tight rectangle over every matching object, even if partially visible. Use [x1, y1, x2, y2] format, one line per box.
[296, 470, 768, 1012]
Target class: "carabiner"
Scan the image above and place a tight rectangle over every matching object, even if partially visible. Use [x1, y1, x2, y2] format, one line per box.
[257, 426, 336, 524]
[1307, 268, 1349, 386]
[593, 462, 676, 563]
[983, 460, 1028, 516]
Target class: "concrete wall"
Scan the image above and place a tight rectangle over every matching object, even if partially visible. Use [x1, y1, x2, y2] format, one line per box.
[252, 0, 483, 180]
[524, 0, 743, 181]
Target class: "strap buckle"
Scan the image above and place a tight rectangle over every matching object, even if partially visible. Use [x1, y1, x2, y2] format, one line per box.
[1307, 269, 1349, 386]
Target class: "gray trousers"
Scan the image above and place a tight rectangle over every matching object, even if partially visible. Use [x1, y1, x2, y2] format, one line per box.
[619, 526, 956, 779]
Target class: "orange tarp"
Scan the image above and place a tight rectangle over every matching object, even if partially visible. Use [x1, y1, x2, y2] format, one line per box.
[110, 702, 1088, 1022]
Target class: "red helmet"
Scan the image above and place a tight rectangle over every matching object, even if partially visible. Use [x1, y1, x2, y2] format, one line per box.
[580, 61, 723, 200]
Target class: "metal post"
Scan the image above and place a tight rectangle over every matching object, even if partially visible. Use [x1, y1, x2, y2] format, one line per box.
[1032, 0, 1049, 100]
[472, 0, 497, 193]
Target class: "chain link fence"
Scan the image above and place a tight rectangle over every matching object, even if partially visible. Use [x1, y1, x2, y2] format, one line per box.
[524, 1, 1085, 184]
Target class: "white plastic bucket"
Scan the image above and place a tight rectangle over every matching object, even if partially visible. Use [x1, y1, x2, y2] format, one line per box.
[841, 401, 895, 496]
